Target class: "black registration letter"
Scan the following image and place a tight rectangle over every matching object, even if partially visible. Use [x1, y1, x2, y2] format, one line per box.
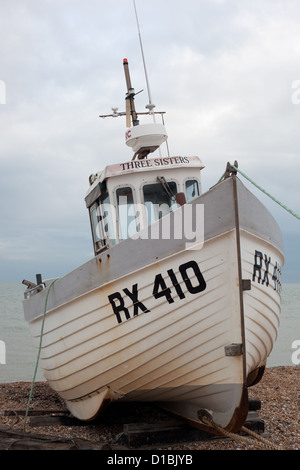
[108, 292, 130, 324]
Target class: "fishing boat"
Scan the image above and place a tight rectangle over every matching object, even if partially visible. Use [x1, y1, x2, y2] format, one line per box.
[22, 58, 284, 433]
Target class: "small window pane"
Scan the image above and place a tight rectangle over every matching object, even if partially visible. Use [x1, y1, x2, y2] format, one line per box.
[143, 182, 177, 225]
[185, 180, 199, 202]
[90, 205, 101, 242]
[101, 194, 115, 245]
[116, 187, 137, 240]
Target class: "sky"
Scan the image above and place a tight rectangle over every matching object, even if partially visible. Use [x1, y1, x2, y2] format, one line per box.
[0, 0, 299, 283]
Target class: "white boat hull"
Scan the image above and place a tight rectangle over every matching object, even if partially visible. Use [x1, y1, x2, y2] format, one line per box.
[23, 176, 284, 431]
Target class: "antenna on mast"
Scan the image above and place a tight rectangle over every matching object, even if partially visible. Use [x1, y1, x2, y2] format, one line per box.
[99, 1, 170, 158]
[133, 0, 156, 120]
[132, 0, 170, 157]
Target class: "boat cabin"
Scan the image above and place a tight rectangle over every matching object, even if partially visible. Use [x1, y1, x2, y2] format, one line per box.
[87, 59, 205, 255]
[85, 155, 204, 255]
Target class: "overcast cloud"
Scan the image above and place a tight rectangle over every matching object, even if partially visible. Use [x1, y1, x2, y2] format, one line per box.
[0, 0, 299, 282]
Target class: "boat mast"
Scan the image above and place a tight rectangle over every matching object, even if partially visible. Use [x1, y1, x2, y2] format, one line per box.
[123, 58, 139, 127]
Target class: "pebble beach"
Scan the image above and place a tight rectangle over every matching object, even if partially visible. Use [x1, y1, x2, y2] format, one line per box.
[0, 365, 299, 450]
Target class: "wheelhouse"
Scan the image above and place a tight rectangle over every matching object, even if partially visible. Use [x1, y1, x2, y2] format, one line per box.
[85, 156, 204, 255]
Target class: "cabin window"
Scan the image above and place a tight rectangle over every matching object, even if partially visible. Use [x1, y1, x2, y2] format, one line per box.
[90, 193, 116, 253]
[143, 181, 177, 225]
[90, 203, 102, 244]
[90, 202, 108, 253]
[185, 179, 200, 202]
[116, 186, 137, 240]
[101, 193, 115, 244]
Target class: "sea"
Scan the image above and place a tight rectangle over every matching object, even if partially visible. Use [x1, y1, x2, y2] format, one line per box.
[0, 282, 299, 384]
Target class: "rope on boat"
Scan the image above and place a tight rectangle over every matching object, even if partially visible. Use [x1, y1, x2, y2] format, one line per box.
[23, 278, 59, 433]
[199, 412, 282, 450]
[219, 162, 300, 221]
